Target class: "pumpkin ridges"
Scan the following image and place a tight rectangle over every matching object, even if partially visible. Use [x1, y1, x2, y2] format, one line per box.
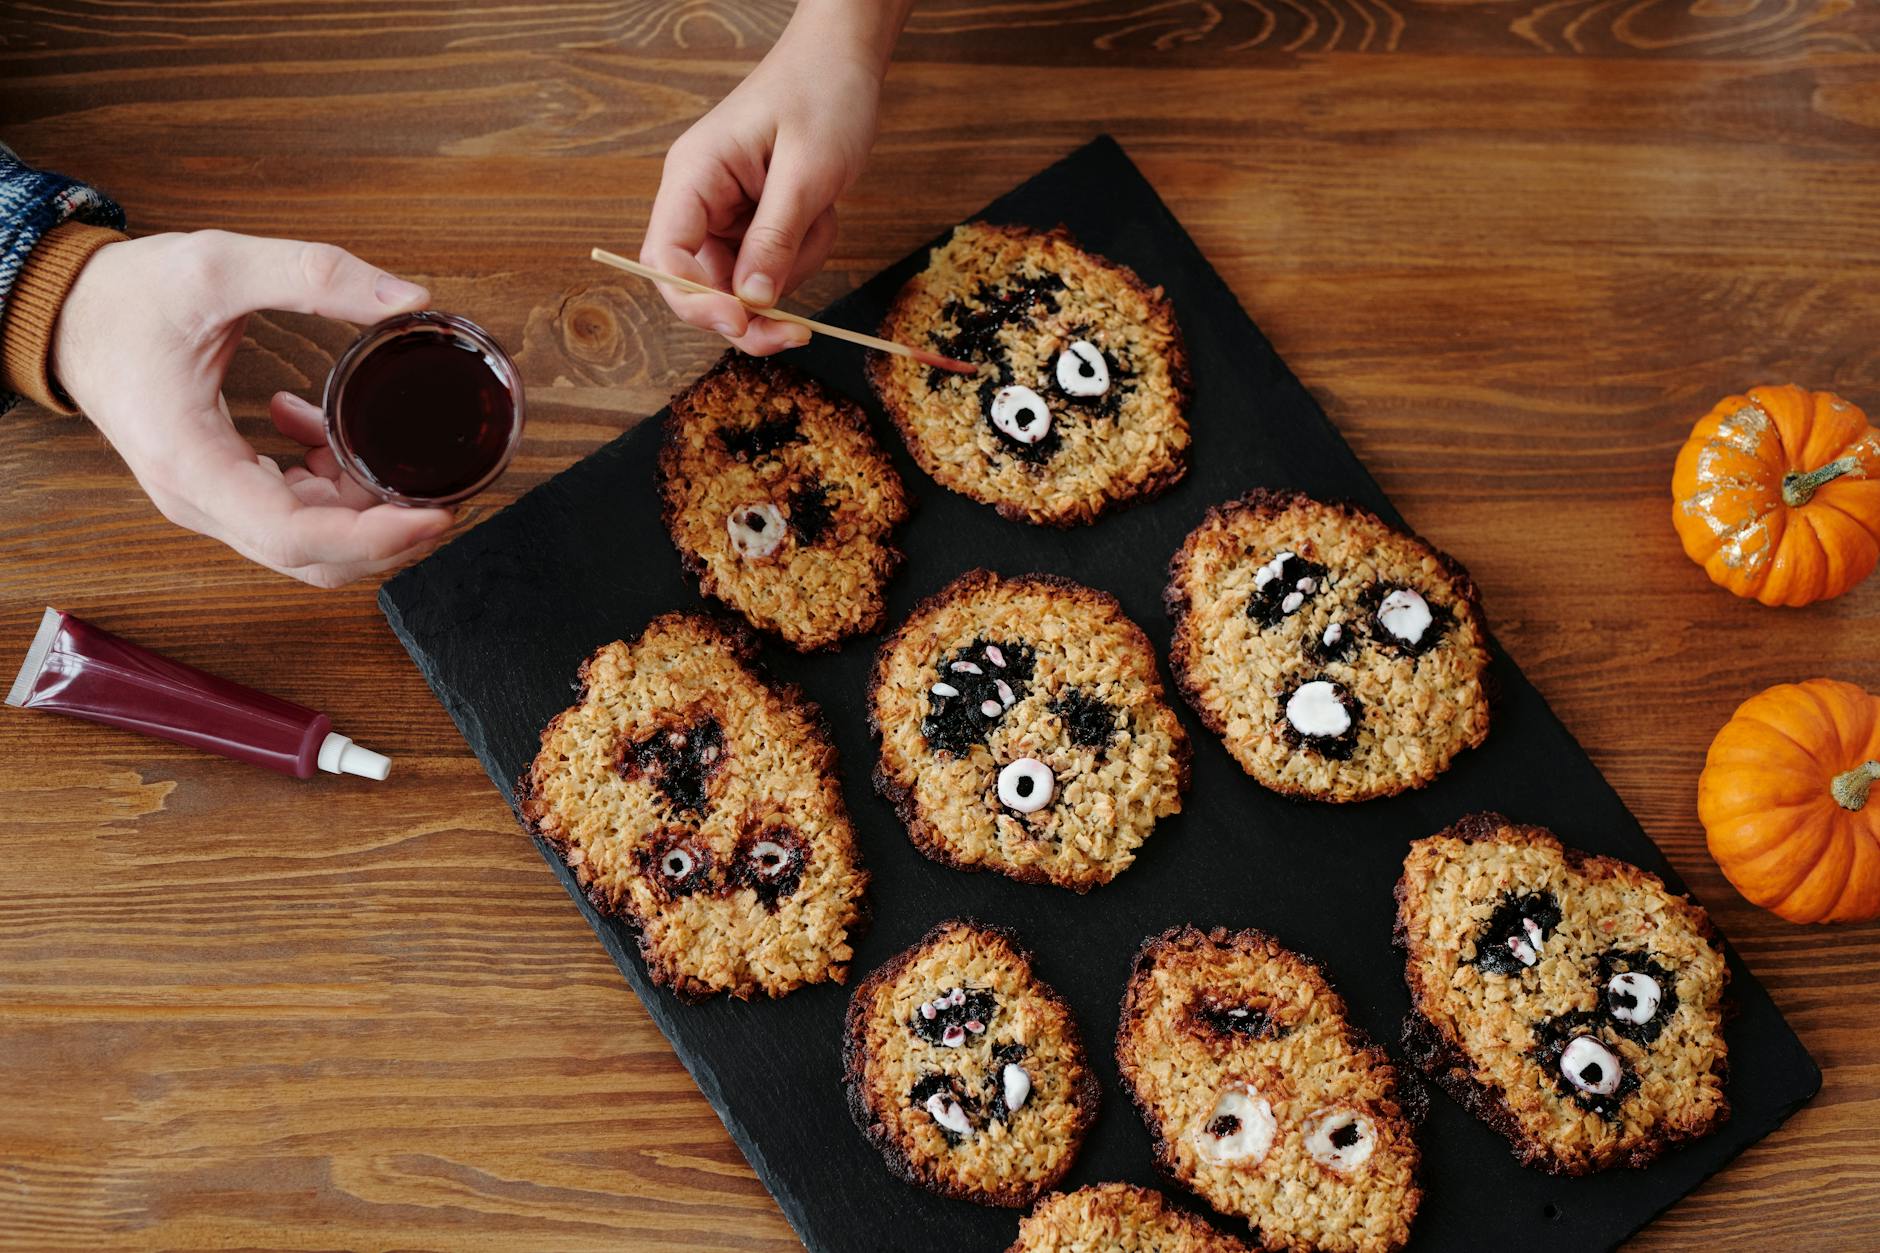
[1755, 385, 1814, 472]
[1795, 391, 1871, 472]
[1822, 827, 1880, 922]
[1759, 807, 1857, 921]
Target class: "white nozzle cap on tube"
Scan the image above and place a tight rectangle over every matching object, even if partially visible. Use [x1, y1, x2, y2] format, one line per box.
[317, 732, 391, 781]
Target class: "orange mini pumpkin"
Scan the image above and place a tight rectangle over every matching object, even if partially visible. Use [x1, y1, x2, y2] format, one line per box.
[1700, 678, 1880, 924]
[1672, 384, 1880, 606]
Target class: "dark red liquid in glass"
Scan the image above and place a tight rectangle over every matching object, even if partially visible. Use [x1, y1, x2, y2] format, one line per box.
[336, 331, 514, 499]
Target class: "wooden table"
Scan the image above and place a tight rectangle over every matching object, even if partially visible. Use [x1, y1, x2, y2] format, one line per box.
[2, 2, 1876, 1248]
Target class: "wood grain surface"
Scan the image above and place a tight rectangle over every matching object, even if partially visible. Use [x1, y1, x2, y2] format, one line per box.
[2, 1, 1877, 1248]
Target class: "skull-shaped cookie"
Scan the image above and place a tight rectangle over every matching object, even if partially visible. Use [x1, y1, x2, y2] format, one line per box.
[520, 613, 868, 1001]
[843, 920, 1098, 1207]
[869, 223, 1190, 527]
[870, 570, 1190, 891]
[659, 354, 910, 651]
[1011, 1184, 1251, 1252]
[1117, 927, 1424, 1253]
[1167, 489, 1492, 802]
[1396, 813, 1730, 1174]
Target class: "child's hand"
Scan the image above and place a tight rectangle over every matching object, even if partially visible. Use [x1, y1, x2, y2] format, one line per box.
[52, 230, 456, 587]
[640, 0, 911, 355]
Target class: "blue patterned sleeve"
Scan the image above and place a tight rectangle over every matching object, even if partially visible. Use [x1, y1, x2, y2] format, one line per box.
[1, 143, 129, 413]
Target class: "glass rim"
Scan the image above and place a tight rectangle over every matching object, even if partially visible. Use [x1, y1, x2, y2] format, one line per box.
[322, 310, 525, 507]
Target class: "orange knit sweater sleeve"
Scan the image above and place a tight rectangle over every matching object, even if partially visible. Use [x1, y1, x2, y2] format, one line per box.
[0, 221, 127, 415]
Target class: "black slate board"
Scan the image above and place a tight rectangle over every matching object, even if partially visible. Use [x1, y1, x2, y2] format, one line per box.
[380, 137, 1819, 1252]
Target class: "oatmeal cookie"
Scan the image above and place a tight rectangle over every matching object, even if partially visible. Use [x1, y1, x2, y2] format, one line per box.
[842, 919, 1099, 1207]
[1166, 489, 1491, 802]
[658, 353, 910, 651]
[869, 570, 1190, 891]
[1010, 1183, 1251, 1252]
[519, 613, 868, 1001]
[1395, 813, 1731, 1174]
[869, 223, 1190, 527]
[1116, 927, 1423, 1253]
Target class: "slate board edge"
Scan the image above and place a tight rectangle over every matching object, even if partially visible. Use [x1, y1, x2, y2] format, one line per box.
[378, 134, 1821, 1252]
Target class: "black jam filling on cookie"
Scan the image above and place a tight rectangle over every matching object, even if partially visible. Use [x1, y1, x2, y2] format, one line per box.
[920, 639, 1038, 757]
[982, 1041, 1030, 1124]
[907, 1074, 977, 1145]
[977, 376, 1062, 464]
[1470, 891, 1564, 976]
[719, 411, 803, 462]
[728, 827, 807, 911]
[910, 987, 999, 1047]
[639, 830, 714, 899]
[1357, 582, 1453, 659]
[1276, 677, 1363, 761]
[1305, 619, 1358, 666]
[786, 481, 835, 546]
[1598, 950, 1679, 1046]
[1246, 553, 1331, 630]
[1049, 688, 1120, 750]
[1193, 995, 1289, 1041]
[1530, 1012, 1639, 1119]
[929, 273, 1069, 385]
[620, 716, 726, 814]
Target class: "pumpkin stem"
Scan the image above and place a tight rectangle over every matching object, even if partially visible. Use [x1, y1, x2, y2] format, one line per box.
[1831, 761, 1880, 812]
[1782, 456, 1860, 507]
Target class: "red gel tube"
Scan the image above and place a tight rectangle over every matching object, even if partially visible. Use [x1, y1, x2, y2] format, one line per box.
[4, 608, 389, 780]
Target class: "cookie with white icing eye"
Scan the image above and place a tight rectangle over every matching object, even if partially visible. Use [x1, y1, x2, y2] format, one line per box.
[1116, 927, 1424, 1253]
[657, 354, 910, 651]
[1396, 814, 1730, 1174]
[1165, 489, 1492, 802]
[1009, 1183, 1252, 1252]
[869, 570, 1190, 891]
[869, 223, 1190, 527]
[519, 613, 868, 1001]
[842, 920, 1098, 1207]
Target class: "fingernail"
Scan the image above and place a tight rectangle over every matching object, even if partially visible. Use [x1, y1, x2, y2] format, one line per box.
[784, 325, 812, 349]
[737, 275, 776, 307]
[375, 273, 428, 308]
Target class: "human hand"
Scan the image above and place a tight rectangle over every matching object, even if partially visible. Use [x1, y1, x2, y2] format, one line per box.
[640, 0, 909, 355]
[52, 230, 456, 588]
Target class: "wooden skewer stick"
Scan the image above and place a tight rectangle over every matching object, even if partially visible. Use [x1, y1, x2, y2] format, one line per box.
[589, 248, 979, 375]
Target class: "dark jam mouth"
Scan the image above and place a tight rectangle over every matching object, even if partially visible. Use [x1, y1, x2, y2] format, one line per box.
[729, 827, 807, 912]
[719, 411, 803, 462]
[1530, 1012, 1638, 1119]
[786, 481, 835, 546]
[1193, 998, 1287, 1040]
[1049, 688, 1119, 750]
[620, 716, 725, 814]
[920, 639, 1037, 758]
[1470, 891, 1564, 976]
[1246, 553, 1330, 630]
[929, 273, 1068, 384]
[1598, 950, 1678, 1045]
[1306, 621, 1358, 666]
[336, 330, 514, 499]
[1358, 582, 1453, 659]
[910, 987, 999, 1047]
[1276, 677, 1362, 761]
[978, 377, 1061, 464]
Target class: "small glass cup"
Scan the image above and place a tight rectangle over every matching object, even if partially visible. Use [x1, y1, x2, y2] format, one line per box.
[322, 311, 525, 506]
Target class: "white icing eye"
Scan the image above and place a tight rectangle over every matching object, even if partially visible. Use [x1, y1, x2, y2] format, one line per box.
[1560, 1035, 1623, 1097]
[924, 1091, 972, 1137]
[1286, 681, 1351, 739]
[1608, 971, 1663, 1025]
[990, 385, 1052, 444]
[997, 758, 1056, 813]
[980, 699, 1002, 717]
[727, 502, 785, 559]
[1193, 1085, 1275, 1165]
[985, 645, 1007, 668]
[1055, 340, 1110, 396]
[1253, 553, 1293, 591]
[1304, 1107, 1376, 1174]
[948, 987, 965, 1007]
[1002, 1063, 1031, 1111]
[1377, 588, 1433, 644]
[931, 682, 959, 697]
[660, 848, 694, 879]
[941, 1025, 965, 1047]
[748, 840, 792, 879]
